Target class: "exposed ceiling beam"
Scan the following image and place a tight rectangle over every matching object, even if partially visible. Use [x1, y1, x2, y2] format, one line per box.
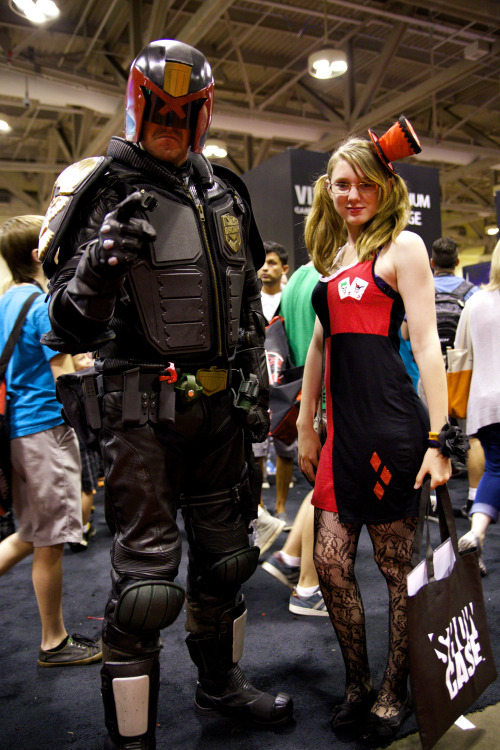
[314, 58, 481, 152]
[351, 21, 407, 121]
[441, 157, 498, 185]
[0, 176, 38, 209]
[176, 0, 235, 46]
[295, 82, 345, 126]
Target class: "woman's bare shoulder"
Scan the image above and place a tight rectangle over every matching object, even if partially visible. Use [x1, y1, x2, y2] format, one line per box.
[393, 229, 427, 252]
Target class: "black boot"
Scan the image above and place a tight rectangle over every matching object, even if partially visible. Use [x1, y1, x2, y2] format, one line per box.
[101, 650, 160, 750]
[186, 598, 293, 726]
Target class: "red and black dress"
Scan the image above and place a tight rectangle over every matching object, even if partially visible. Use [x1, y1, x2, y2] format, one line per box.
[311, 255, 429, 524]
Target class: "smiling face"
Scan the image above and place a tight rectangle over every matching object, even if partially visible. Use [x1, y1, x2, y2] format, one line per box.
[327, 158, 380, 241]
[140, 122, 191, 165]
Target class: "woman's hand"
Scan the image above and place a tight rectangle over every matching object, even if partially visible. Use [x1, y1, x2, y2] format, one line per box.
[414, 448, 451, 490]
[298, 423, 322, 486]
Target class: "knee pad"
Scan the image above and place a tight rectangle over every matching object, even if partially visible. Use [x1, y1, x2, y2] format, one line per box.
[114, 580, 185, 633]
[205, 546, 259, 590]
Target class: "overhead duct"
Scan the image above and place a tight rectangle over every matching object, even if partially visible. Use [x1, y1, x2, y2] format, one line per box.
[0, 70, 120, 115]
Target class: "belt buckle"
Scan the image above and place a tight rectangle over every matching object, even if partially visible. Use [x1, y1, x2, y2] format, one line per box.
[196, 366, 228, 396]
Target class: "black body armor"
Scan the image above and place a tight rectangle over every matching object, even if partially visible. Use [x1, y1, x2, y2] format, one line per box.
[44, 137, 266, 379]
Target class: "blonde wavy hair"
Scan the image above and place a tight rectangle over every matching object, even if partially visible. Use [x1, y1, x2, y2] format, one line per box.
[485, 238, 500, 292]
[304, 137, 410, 276]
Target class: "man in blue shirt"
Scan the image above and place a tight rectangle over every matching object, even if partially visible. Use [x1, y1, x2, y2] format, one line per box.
[0, 215, 101, 667]
[431, 236, 479, 300]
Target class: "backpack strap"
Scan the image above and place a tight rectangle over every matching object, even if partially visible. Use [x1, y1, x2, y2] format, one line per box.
[0, 292, 40, 380]
[451, 279, 475, 300]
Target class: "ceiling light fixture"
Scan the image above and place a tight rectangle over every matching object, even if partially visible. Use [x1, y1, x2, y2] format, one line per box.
[0, 119, 11, 133]
[485, 224, 499, 236]
[308, 48, 347, 79]
[308, 0, 347, 80]
[203, 139, 228, 159]
[9, 0, 60, 24]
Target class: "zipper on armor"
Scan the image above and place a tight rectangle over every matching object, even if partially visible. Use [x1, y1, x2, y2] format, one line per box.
[182, 186, 223, 358]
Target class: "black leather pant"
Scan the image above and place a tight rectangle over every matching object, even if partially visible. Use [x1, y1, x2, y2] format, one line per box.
[99, 388, 250, 651]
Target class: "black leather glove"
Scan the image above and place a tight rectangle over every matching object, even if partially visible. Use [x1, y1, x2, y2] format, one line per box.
[246, 403, 270, 443]
[95, 192, 156, 268]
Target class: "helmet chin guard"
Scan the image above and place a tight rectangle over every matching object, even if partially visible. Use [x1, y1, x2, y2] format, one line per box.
[125, 39, 214, 154]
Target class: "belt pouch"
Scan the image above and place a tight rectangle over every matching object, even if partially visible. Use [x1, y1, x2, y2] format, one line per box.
[158, 380, 175, 424]
[82, 373, 102, 430]
[55, 366, 100, 450]
[122, 368, 146, 424]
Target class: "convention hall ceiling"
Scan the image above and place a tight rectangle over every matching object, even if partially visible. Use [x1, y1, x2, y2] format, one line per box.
[0, 0, 499, 250]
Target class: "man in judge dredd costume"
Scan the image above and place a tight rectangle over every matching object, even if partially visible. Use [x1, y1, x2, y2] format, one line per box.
[39, 39, 293, 750]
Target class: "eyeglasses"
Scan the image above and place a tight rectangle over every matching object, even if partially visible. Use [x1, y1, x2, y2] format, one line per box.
[329, 181, 378, 195]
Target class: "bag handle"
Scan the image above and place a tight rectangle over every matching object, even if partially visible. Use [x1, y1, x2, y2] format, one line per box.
[435, 482, 460, 554]
[411, 480, 459, 582]
[0, 292, 40, 379]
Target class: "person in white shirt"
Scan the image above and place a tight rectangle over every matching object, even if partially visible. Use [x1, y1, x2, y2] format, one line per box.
[258, 241, 289, 323]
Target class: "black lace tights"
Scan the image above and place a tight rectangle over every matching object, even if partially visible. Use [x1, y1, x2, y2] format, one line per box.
[314, 508, 417, 718]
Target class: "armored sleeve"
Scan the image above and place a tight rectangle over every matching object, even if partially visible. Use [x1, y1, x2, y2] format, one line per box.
[46, 183, 127, 353]
[233, 261, 269, 411]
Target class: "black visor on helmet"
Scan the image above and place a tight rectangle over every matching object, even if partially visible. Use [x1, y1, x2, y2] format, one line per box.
[142, 89, 205, 130]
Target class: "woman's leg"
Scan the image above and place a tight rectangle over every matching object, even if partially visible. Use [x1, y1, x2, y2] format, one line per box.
[367, 516, 418, 718]
[314, 508, 370, 702]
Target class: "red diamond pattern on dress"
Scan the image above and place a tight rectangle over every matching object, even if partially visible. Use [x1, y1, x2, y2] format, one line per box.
[380, 466, 392, 485]
[370, 452, 392, 499]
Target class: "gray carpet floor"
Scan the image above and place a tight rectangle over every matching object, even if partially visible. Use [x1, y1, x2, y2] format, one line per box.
[0, 470, 498, 749]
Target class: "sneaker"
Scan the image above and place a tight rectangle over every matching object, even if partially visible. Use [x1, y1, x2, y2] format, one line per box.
[68, 523, 96, 553]
[458, 531, 487, 577]
[276, 512, 293, 532]
[254, 508, 286, 557]
[261, 551, 300, 589]
[460, 501, 472, 520]
[289, 588, 329, 617]
[38, 633, 102, 667]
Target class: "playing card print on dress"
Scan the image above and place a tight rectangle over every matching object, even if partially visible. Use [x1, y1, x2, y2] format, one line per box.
[338, 276, 369, 300]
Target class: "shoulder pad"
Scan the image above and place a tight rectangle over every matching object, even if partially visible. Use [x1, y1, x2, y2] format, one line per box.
[39, 155, 113, 277]
[212, 163, 251, 204]
[212, 163, 265, 269]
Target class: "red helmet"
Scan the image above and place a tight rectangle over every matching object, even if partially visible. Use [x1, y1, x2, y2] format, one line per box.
[125, 39, 214, 154]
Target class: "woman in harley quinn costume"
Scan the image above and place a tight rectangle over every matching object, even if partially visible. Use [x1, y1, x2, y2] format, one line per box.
[297, 118, 465, 744]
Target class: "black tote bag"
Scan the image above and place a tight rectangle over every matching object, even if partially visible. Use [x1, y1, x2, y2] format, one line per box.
[407, 482, 497, 750]
[265, 316, 303, 445]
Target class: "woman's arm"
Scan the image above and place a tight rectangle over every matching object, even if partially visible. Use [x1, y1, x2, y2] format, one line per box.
[297, 316, 324, 485]
[394, 232, 451, 489]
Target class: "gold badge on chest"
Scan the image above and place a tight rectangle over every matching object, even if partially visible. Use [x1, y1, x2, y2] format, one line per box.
[221, 213, 241, 254]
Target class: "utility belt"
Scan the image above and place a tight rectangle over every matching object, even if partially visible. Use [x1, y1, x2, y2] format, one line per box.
[56, 363, 259, 446]
[56, 364, 231, 445]
[102, 365, 230, 425]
